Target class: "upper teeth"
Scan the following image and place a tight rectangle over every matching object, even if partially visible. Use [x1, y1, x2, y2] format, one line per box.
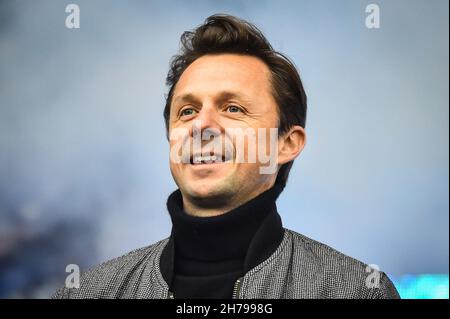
[194, 155, 218, 163]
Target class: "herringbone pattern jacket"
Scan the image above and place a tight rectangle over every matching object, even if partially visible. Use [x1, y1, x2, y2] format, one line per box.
[52, 229, 400, 299]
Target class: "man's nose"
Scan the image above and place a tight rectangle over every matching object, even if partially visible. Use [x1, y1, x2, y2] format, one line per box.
[190, 105, 222, 135]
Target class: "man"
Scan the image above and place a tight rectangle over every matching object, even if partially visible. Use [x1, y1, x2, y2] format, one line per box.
[53, 14, 399, 299]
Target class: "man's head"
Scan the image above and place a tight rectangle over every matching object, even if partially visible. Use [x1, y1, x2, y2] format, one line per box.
[164, 14, 307, 216]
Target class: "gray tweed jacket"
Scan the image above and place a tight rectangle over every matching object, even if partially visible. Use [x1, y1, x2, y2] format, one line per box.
[52, 229, 400, 299]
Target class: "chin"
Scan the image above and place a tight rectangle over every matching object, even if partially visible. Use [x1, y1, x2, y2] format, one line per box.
[183, 179, 233, 200]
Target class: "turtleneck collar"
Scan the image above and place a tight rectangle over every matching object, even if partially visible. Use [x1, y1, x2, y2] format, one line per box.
[160, 183, 285, 288]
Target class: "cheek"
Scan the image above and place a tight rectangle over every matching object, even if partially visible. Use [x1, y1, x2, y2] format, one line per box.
[168, 161, 177, 179]
[233, 163, 271, 187]
[168, 146, 183, 174]
[241, 128, 277, 160]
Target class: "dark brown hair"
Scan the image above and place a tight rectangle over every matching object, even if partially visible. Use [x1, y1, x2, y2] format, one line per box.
[164, 14, 307, 188]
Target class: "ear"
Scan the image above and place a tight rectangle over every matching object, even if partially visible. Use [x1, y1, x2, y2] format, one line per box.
[277, 125, 306, 165]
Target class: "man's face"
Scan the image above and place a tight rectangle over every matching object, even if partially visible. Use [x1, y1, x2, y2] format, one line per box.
[168, 54, 280, 211]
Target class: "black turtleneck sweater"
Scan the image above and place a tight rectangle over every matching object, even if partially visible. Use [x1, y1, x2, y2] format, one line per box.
[160, 183, 285, 299]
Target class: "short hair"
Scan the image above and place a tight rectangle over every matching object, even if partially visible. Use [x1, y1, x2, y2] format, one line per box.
[164, 14, 307, 188]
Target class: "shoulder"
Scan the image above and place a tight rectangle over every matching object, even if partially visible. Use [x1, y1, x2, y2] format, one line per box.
[52, 238, 169, 299]
[286, 228, 368, 270]
[284, 229, 399, 298]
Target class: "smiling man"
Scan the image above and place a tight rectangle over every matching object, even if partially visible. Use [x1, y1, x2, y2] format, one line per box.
[53, 14, 399, 299]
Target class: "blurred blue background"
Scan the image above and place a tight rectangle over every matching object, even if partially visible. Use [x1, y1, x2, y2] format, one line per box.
[0, 0, 448, 298]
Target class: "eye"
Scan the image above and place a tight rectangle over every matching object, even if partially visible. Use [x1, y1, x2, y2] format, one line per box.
[180, 108, 197, 117]
[226, 105, 242, 113]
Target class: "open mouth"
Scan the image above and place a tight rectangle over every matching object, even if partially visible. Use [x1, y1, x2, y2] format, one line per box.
[190, 154, 227, 165]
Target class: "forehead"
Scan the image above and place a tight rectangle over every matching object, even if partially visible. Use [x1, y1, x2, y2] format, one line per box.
[173, 54, 272, 99]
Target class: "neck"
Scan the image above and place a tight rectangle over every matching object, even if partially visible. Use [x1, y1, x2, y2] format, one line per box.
[166, 181, 285, 264]
[160, 181, 286, 292]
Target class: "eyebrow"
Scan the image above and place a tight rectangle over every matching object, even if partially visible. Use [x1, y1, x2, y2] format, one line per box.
[172, 91, 253, 108]
[172, 93, 201, 108]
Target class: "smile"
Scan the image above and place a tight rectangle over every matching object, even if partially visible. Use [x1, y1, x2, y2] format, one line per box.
[190, 155, 226, 165]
